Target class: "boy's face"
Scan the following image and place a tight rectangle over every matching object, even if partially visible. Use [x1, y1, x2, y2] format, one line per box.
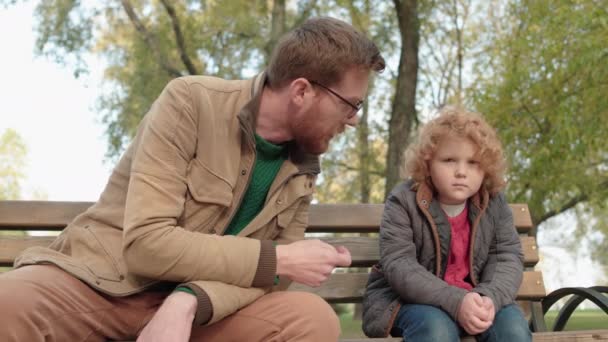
[429, 135, 485, 205]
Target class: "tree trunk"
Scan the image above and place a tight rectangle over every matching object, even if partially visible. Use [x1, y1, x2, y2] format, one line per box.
[385, 0, 420, 198]
[353, 101, 371, 321]
[265, 0, 286, 63]
[453, 0, 464, 105]
[358, 101, 371, 204]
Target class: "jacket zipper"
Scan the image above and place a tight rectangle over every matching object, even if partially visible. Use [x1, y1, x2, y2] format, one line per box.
[219, 133, 256, 235]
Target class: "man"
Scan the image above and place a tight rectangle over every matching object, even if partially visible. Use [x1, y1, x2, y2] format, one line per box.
[0, 16, 385, 341]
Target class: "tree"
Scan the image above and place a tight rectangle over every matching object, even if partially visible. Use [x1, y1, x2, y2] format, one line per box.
[8, 0, 608, 283]
[471, 0, 608, 263]
[316, 0, 429, 203]
[18, 0, 409, 203]
[0, 128, 45, 254]
[0, 129, 27, 200]
[98, 0, 277, 159]
[19, 0, 323, 160]
[384, 0, 420, 196]
[17, 1, 608, 238]
[313, 0, 399, 204]
[417, 0, 478, 109]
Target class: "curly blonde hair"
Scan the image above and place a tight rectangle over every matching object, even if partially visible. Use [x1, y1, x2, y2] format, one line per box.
[402, 107, 507, 195]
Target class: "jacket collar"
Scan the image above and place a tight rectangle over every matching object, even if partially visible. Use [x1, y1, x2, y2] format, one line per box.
[237, 72, 320, 175]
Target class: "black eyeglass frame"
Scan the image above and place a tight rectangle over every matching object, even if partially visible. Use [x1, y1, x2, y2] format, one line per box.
[309, 80, 363, 118]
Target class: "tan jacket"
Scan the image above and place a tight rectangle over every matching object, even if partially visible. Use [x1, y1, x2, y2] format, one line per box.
[15, 73, 319, 325]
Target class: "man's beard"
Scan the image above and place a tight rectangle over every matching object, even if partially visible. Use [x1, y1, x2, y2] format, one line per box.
[298, 135, 328, 155]
[291, 113, 330, 155]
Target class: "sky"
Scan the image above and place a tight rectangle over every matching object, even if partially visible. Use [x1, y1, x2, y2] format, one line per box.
[0, 2, 110, 201]
[0, 2, 604, 302]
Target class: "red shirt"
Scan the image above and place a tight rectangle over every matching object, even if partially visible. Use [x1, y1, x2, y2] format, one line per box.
[443, 206, 473, 290]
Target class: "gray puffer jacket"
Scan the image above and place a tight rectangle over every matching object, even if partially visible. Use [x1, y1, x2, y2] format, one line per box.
[362, 180, 524, 337]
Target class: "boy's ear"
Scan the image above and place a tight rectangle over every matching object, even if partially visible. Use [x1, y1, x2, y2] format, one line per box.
[424, 159, 432, 173]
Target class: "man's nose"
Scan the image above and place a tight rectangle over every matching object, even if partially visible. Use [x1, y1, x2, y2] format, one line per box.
[345, 114, 359, 127]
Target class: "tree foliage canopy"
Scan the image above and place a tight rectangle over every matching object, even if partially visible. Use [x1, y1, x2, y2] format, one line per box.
[472, 0, 608, 227]
[0, 129, 27, 200]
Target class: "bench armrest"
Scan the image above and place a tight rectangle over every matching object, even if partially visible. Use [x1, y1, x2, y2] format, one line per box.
[531, 286, 608, 332]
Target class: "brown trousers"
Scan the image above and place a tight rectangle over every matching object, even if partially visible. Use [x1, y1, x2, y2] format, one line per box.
[0, 265, 340, 341]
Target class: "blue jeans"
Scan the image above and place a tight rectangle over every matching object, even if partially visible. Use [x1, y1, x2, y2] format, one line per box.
[390, 303, 532, 342]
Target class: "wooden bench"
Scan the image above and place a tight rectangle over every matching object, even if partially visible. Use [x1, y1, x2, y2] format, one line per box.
[1, 200, 607, 341]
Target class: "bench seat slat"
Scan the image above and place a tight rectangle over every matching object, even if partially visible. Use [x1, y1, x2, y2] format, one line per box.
[114, 330, 608, 342]
[340, 330, 608, 341]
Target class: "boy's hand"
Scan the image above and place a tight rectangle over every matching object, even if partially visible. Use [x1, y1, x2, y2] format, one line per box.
[480, 296, 495, 322]
[457, 292, 492, 335]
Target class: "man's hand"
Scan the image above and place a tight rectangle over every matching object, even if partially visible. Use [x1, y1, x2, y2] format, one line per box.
[137, 291, 197, 342]
[276, 239, 352, 287]
[457, 292, 492, 335]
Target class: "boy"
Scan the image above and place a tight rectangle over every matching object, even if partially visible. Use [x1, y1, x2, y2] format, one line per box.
[362, 107, 531, 342]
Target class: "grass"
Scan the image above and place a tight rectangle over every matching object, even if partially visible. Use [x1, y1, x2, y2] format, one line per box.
[544, 309, 608, 331]
[339, 309, 608, 338]
[339, 312, 366, 338]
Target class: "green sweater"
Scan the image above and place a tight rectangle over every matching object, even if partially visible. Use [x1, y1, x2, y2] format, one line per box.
[224, 133, 287, 235]
[176, 134, 286, 295]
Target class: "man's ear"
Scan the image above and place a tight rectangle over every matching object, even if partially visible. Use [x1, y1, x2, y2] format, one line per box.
[289, 78, 313, 107]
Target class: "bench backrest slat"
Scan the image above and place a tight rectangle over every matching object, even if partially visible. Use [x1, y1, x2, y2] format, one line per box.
[307, 203, 533, 233]
[0, 201, 92, 229]
[0, 201, 534, 234]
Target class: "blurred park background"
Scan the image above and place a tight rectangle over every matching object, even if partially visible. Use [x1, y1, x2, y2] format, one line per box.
[1, 0, 607, 335]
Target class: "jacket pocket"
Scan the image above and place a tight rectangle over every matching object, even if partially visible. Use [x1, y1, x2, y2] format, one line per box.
[69, 224, 123, 282]
[182, 159, 234, 232]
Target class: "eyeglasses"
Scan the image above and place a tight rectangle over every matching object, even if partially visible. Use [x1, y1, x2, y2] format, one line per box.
[309, 80, 363, 119]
